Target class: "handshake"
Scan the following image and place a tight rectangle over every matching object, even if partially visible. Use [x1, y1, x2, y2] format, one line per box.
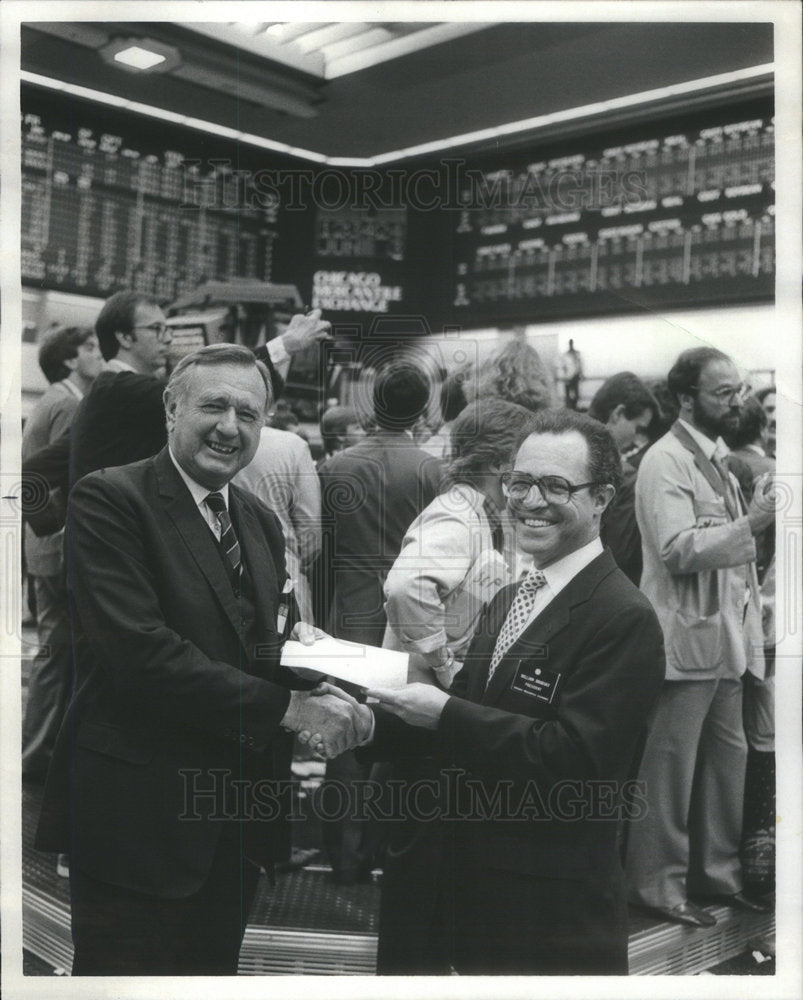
[281, 682, 373, 759]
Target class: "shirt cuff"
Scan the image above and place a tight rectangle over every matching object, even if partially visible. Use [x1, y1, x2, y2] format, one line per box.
[357, 711, 377, 746]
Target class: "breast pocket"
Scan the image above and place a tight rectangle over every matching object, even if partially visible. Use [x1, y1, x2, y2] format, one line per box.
[693, 497, 729, 528]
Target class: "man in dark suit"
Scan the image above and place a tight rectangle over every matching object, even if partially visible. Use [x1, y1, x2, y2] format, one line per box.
[35, 344, 367, 975]
[318, 360, 443, 646]
[368, 408, 665, 974]
[588, 371, 659, 585]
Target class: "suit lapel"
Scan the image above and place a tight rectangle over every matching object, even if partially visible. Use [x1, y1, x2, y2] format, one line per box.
[230, 484, 279, 634]
[154, 450, 243, 636]
[483, 552, 616, 705]
[671, 421, 734, 509]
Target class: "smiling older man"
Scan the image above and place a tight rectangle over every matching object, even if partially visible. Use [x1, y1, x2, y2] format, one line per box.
[36, 344, 367, 975]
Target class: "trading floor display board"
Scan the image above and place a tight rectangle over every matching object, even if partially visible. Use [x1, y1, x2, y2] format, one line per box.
[446, 96, 774, 323]
[21, 86, 299, 303]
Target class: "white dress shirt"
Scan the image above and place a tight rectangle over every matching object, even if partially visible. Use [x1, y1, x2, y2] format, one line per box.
[521, 536, 603, 632]
[169, 449, 229, 541]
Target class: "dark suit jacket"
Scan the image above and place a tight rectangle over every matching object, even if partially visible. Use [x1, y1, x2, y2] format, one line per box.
[36, 448, 301, 898]
[369, 549, 665, 972]
[601, 459, 642, 585]
[317, 431, 443, 645]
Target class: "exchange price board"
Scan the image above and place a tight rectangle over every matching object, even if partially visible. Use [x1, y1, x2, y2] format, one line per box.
[450, 98, 774, 321]
[22, 95, 281, 303]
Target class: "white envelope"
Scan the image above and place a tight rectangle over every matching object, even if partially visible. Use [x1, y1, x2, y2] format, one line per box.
[280, 636, 408, 689]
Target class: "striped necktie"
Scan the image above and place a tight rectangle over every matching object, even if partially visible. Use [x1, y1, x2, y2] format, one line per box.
[205, 491, 242, 590]
[485, 568, 547, 689]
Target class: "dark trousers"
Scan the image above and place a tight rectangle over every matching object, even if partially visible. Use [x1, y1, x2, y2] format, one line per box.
[451, 865, 629, 975]
[70, 825, 260, 975]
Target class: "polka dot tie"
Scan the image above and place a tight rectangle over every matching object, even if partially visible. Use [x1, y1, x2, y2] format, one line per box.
[485, 568, 547, 690]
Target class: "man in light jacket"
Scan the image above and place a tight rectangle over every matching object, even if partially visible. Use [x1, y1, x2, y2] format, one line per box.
[626, 347, 775, 927]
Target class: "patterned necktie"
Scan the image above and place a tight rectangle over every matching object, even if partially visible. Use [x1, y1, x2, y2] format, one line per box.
[485, 568, 547, 689]
[205, 491, 242, 589]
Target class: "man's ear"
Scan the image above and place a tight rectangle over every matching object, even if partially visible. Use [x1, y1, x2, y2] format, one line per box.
[115, 330, 131, 351]
[163, 390, 177, 432]
[609, 403, 627, 424]
[593, 483, 616, 514]
[63, 355, 78, 373]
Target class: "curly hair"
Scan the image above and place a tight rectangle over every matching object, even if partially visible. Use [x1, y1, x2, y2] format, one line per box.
[445, 399, 536, 487]
[464, 339, 553, 412]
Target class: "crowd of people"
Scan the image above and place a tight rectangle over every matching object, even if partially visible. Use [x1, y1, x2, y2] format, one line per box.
[21, 288, 777, 976]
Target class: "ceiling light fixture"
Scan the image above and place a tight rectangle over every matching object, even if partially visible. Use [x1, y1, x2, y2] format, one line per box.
[99, 37, 181, 74]
[113, 46, 167, 71]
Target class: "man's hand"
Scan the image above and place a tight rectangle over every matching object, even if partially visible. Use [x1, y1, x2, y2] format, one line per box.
[747, 473, 776, 535]
[280, 309, 331, 356]
[366, 683, 450, 730]
[281, 683, 369, 758]
[290, 621, 328, 645]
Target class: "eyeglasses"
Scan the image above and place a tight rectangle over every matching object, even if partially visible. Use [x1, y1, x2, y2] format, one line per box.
[692, 383, 748, 402]
[501, 472, 599, 505]
[133, 322, 172, 343]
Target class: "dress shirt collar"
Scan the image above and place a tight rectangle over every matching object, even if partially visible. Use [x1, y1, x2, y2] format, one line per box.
[105, 357, 137, 374]
[168, 448, 229, 511]
[537, 536, 603, 599]
[678, 418, 725, 461]
[61, 378, 84, 400]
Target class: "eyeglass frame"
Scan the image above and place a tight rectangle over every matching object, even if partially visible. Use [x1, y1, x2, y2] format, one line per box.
[131, 322, 172, 343]
[501, 471, 601, 506]
[688, 382, 748, 402]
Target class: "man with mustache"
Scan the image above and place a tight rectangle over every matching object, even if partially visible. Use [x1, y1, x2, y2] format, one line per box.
[626, 347, 775, 927]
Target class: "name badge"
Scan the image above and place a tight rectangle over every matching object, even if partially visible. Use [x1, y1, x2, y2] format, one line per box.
[510, 661, 562, 704]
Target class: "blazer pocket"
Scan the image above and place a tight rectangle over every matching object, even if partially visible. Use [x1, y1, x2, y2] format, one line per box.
[76, 722, 155, 764]
[667, 610, 724, 672]
[693, 498, 728, 526]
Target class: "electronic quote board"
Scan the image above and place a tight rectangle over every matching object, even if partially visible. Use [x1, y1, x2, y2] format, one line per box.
[448, 97, 774, 323]
[21, 87, 292, 304]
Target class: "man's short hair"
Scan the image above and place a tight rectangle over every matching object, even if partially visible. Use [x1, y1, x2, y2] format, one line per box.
[588, 371, 658, 424]
[523, 408, 623, 497]
[667, 347, 731, 403]
[723, 396, 768, 451]
[320, 405, 359, 452]
[755, 385, 776, 405]
[372, 362, 431, 430]
[38, 326, 95, 384]
[164, 344, 272, 412]
[446, 399, 535, 487]
[95, 291, 159, 361]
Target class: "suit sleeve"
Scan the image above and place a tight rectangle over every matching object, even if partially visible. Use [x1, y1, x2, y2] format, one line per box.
[66, 474, 291, 751]
[437, 603, 665, 788]
[636, 447, 756, 574]
[253, 342, 285, 398]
